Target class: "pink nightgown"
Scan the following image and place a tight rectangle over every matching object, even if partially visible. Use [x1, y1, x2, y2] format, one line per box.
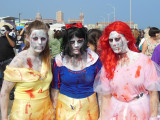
[94, 53, 160, 120]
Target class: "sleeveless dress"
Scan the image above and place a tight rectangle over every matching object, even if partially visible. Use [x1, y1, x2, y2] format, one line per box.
[51, 48, 102, 120]
[4, 61, 55, 120]
[94, 53, 160, 120]
[145, 39, 160, 58]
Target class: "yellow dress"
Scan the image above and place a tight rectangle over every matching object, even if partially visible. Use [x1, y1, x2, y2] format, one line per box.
[56, 93, 99, 120]
[4, 62, 55, 120]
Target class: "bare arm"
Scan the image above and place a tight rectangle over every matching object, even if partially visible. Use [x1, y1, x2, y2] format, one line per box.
[6, 31, 15, 47]
[149, 91, 159, 118]
[100, 94, 112, 120]
[142, 40, 148, 54]
[1, 80, 15, 120]
[51, 88, 59, 110]
[1, 53, 25, 120]
[20, 25, 28, 36]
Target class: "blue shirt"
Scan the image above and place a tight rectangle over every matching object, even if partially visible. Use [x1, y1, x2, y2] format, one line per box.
[51, 58, 102, 99]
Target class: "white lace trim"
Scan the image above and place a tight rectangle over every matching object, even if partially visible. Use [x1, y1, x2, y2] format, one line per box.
[55, 48, 99, 67]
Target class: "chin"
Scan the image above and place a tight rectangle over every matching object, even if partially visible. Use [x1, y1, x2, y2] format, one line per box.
[34, 49, 44, 53]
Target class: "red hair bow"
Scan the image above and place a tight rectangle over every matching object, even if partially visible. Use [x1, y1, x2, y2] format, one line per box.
[65, 23, 83, 29]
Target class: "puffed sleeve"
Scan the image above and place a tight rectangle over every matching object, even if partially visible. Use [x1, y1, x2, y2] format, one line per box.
[51, 59, 61, 89]
[94, 58, 102, 74]
[93, 66, 111, 95]
[144, 57, 160, 91]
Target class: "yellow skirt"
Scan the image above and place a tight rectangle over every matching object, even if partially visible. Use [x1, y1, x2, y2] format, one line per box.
[9, 96, 55, 120]
[56, 93, 99, 120]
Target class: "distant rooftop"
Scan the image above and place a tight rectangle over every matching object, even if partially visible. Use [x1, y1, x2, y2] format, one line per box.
[0, 16, 18, 20]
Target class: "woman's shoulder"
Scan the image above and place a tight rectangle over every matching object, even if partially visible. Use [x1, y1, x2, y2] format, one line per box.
[9, 50, 27, 68]
[138, 53, 151, 63]
[86, 48, 99, 67]
[54, 53, 63, 67]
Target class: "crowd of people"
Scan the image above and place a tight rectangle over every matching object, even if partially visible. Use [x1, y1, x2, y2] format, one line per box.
[0, 20, 160, 120]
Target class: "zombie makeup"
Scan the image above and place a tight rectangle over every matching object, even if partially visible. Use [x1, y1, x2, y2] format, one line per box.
[70, 36, 84, 55]
[29, 30, 48, 53]
[109, 31, 129, 54]
[0, 27, 7, 36]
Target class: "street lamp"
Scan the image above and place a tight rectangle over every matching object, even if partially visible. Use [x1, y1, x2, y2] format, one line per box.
[107, 13, 110, 23]
[130, 0, 132, 28]
[107, 4, 116, 21]
[101, 16, 105, 23]
[19, 13, 21, 26]
[107, 12, 114, 25]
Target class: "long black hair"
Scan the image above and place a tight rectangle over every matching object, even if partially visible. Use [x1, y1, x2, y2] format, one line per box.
[61, 23, 88, 57]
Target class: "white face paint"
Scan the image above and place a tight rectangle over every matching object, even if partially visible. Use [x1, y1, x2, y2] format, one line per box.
[29, 30, 48, 53]
[0, 27, 7, 36]
[109, 31, 129, 54]
[70, 36, 84, 55]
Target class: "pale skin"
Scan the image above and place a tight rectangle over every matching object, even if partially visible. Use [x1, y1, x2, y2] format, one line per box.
[19, 24, 28, 36]
[100, 31, 159, 119]
[0, 29, 48, 120]
[50, 35, 87, 118]
[142, 33, 160, 54]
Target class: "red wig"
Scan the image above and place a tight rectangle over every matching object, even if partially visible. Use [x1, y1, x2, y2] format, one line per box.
[99, 21, 138, 80]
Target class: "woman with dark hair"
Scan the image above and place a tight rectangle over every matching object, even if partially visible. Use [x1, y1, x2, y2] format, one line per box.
[88, 29, 102, 53]
[94, 21, 160, 120]
[1, 20, 55, 120]
[142, 27, 160, 58]
[51, 23, 102, 120]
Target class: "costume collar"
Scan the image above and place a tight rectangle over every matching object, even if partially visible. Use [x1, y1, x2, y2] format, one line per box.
[55, 48, 99, 67]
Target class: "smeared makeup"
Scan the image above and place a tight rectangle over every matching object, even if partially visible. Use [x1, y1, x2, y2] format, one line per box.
[70, 36, 84, 55]
[29, 30, 48, 53]
[27, 57, 33, 69]
[0, 27, 7, 36]
[109, 31, 129, 54]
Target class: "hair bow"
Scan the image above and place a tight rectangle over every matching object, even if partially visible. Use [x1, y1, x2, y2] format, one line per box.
[65, 23, 83, 29]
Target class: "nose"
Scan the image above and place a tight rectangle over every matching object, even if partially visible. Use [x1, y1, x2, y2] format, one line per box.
[74, 41, 78, 47]
[112, 40, 117, 46]
[38, 38, 42, 44]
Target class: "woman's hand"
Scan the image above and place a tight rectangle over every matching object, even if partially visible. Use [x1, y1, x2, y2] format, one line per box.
[149, 91, 159, 118]
[1, 80, 15, 120]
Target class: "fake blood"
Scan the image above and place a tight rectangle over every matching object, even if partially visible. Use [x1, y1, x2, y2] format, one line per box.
[25, 89, 35, 98]
[25, 103, 31, 114]
[27, 58, 33, 69]
[135, 66, 141, 78]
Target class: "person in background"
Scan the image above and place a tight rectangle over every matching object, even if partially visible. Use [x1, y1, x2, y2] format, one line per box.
[151, 43, 160, 101]
[51, 23, 102, 120]
[132, 28, 140, 48]
[138, 27, 150, 52]
[1, 20, 55, 120]
[17, 23, 29, 53]
[142, 27, 160, 58]
[49, 30, 63, 58]
[94, 21, 160, 120]
[88, 29, 102, 53]
[0, 25, 16, 101]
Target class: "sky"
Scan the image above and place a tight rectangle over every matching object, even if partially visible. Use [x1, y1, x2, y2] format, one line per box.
[0, 0, 160, 29]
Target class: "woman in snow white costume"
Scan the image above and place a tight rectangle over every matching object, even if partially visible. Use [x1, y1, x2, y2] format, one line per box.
[51, 23, 102, 120]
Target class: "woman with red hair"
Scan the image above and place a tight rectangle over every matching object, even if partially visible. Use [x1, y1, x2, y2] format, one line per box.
[94, 21, 160, 120]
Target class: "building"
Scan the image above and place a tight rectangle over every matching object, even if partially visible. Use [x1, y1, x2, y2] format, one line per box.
[97, 21, 137, 30]
[35, 12, 42, 21]
[125, 21, 135, 29]
[43, 19, 57, 24]
[68, 12, 84, 25]
[56, 11, 64, 23]
[0, 16, 18, 29]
